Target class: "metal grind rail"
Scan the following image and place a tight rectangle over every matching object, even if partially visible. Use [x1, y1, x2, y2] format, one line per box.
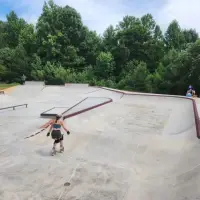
[0, 104, 28, 111]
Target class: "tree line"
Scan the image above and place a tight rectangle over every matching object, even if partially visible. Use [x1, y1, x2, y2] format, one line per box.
[0, 0, 200, 95]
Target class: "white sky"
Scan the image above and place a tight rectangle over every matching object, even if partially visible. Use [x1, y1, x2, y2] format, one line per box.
[0, 0, 200, 34]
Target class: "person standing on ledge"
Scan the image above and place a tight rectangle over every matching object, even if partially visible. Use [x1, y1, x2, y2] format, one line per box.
[47, 115, 70, 156]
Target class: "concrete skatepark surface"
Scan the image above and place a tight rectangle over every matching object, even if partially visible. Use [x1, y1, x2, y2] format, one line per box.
[0, 82, 200, 199]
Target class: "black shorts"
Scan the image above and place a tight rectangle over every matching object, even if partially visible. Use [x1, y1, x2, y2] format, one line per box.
[54, 134, 64, 143]
[51, 130, 63, 143]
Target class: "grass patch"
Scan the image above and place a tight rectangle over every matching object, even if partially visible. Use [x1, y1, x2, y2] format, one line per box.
[0, 83, 19, 90]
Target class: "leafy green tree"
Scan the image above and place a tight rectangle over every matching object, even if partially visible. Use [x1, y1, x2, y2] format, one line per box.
[0, 21, 7, 48]
[0, 46, 28, 82]
[19, 24, 37, 55]
[36, 0, 86, 69]
[79, 28, 101, 67]
[0, 0, 200, 96]
[165, 20, 185, 50]
[94, 52, 115, 80]
[183, 29, 198, 44]
[5, 11, 27, 48]
[118, 62, 150, 92]
[0, 64, 7, 81]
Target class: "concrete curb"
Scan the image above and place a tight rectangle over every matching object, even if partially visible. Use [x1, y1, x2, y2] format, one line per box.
[101, 87, 200, 139]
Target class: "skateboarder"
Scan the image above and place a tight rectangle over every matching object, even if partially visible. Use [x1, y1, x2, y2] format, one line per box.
[47, 115, 70, 155]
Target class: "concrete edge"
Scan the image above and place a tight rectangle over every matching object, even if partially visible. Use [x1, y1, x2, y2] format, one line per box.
[101, 87, 200, 139]
[40, 107, 56, 117]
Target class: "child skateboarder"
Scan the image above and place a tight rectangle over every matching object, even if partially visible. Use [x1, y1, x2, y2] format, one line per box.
[47, 115, 70, 156]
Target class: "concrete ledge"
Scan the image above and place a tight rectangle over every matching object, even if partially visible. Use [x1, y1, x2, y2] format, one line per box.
[40, 98, 88, 120]
[101, 87, 200, 139]
[63, 99, 112, 120]
[40, 97, 112, 129]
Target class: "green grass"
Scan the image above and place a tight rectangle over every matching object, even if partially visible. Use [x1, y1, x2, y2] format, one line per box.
[0, 83, 19, 90]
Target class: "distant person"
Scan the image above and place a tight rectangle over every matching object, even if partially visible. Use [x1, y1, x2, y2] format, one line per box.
[186, 90, 196, 97]
[47, 115, 70, 156]
[187, 85, 195, 97]
[188, 85, 193, 90]
[188, 85, 195, 93]
[186, 91, 192, 97]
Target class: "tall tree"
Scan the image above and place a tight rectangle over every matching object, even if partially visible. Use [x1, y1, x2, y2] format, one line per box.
[36, 0, 85, 69]
[183, 29, 198, 44]
[165, 20, 185, 50]
[5, 11, 27, 48]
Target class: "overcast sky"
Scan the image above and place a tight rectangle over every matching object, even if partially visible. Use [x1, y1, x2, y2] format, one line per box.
[0, 0, 199, 34]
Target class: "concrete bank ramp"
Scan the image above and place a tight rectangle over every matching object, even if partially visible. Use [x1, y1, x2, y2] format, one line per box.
[122, 94, 195, 136]
[20, 89, 200, 200]
[8, 85, 44, 101]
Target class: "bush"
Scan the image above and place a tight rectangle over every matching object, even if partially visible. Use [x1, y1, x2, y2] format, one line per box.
[88, 78, 96, 86]
[45, 77, 65, 85]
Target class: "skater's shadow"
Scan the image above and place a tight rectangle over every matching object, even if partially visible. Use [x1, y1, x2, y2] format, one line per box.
[36, 149, 61, 157]
[36, 149, 51, 157]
